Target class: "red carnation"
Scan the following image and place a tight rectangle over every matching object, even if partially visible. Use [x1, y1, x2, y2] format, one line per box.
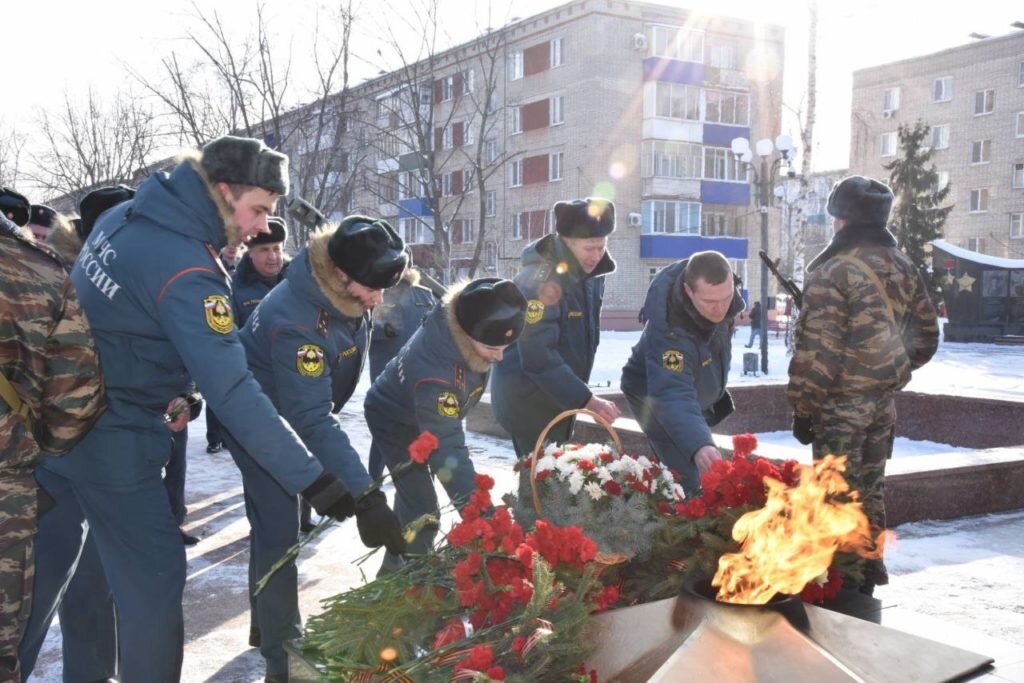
[487, 666, 507, 680]
[475, 473, 495, 491]
[408, 430, 439, 463]
[602, 480, 622, 495]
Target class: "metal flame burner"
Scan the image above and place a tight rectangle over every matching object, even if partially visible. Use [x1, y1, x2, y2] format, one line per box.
[586, 578, 994, 682]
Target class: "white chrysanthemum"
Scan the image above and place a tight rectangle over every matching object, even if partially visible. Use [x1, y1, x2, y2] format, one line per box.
[568, 470, 585, 495]
[535, 455, 557, 474]
[584, 481, 605, 500]
[636, 456, 653, 469]
[596, 467, 612, 483]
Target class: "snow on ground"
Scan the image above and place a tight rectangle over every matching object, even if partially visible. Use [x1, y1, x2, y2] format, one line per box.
[28, 329, 1024, 681]
[754, 430, 975, 459]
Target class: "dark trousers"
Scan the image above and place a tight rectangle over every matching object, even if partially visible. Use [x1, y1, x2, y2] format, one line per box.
[205, 406, 223, 447]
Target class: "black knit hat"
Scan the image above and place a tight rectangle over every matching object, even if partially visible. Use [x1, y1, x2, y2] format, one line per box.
[201, 135, 290, 196]
[78, 185, 135, 240]
[249, 216, 287, 246]
[29, 204, 57, 229]
[0, 187, 30, 226]
[554, 197, 615, 238]
[327, 215, 408, 289]
[826, 175, 893, 226]
[455, 278, 527, 346]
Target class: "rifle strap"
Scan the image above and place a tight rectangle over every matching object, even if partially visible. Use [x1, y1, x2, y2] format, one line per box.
[0, 374, 32, 427]
[834, 255, 898, 331]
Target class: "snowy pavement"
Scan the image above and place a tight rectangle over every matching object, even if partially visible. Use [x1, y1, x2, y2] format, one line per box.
[28, 331, 1024, 681]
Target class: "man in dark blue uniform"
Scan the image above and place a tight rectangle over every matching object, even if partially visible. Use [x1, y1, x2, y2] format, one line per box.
[367, 263, 437, 478]
[231, 215, 289, 326]
[25, 136, 363, 682]
[620, 251, 742, 495]
[365, 278, 527, 571]
[490, 198, 620, 498]
[227, 216, 407, 681]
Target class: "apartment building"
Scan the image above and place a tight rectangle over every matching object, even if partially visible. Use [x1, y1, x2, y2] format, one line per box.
[278, 0, 786, 328]
[849, 29, 1024, 259]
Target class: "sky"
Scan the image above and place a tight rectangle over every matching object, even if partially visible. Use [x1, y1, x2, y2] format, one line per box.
[2, 0, 1022, 195]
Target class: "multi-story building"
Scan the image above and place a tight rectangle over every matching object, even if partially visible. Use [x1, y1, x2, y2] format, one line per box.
[849, 30, 1024, 259]
[277, 0, 787, 328]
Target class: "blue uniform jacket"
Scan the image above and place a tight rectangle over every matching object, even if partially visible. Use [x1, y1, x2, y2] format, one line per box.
[231, 252, 288, 326]
[240, 246, 372, 493]
[490, 234, 615, 437]
[369, 276, 436, 380]
[620, 260, 743, 460]
[364, 302, 488, 504]
[61, 160, 322, 494]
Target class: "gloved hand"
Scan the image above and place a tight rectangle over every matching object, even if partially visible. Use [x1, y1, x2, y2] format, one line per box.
[356, 491, 406, 555]
[792, 415, 815, 445]
[710, 390, 735, 426]
[301, 472, 356, 521]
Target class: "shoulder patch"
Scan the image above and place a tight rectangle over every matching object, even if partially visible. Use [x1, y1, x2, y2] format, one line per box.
[297, 344, 326, 377]
[437, 391, 460, 418]
[203, 295, 234, 334]
[662, 349, 684, 372]
[525, 299, 546, 325]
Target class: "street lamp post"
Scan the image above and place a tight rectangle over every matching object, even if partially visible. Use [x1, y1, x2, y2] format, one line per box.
[730, 135, 796, 375]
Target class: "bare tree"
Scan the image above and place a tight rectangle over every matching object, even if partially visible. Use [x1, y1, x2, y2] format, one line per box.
[28, 88, 157, 205]
[0, 122, 25, 189]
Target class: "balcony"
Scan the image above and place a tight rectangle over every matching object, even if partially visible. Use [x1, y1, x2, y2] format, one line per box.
[639, 234, 749, 260]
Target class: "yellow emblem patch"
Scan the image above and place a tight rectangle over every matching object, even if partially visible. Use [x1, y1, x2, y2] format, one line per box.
[525, 299, 545, 325]
[203, 295, 234, 334]
[662, 349, 684, 372]
[340, 345, 357, 358]
[567, 311, 583, 318]
[296, 344, 325, 377]
[437, 391, 460, 418]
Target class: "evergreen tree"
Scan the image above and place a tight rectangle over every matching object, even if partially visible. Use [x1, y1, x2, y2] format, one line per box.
[883, 120, 953, 295]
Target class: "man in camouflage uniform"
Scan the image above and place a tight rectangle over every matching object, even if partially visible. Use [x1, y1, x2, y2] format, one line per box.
[0, 213, 105, 682]
[788, 175, 939, 593]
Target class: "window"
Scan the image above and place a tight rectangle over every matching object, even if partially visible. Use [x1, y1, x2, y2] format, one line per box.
[1011, 213, 1024, 239]
[442, 126, 453, 150]
[933, 171, 950, 194]
[642, 140, 703, 179]
[549, 152, 563, 181]
[485, 190, 497, 217]
[485, 242, 497, 270]
[703, 147, 746, 182]
[648, 267, 662, 284]
[932, 77, 952, 102]
[1019, 62, 1024, 87]
[880, 132, 897, 157]
[400, 218, 431, 244]
[701, 211, 729, 236]
[379, 173, 399, 204]
[974, 89, 995, 115]
[441, 172, 453, 197]
[967, 237, 985, 252]
[509, 50, 524, 80]
[550, 95, 564, 125]
[883, 87, 900, 113]
[647, 25, 704, 63]
[1016, 112, 1024, 138]
[511, 212, 524, 240]
[971, 139, 991, 164]
[453, 219, 474, 244]
[931, 125, 949, 150]
[704, 90, 750, 125]
[1013, 163, 1024, 189]
[485, 139, 498, 164]
[550, 37, 564, 67]
[509, 160, 522, 187]
[969, 188, 990, 213]
[463, 69, 475, 93]
[728, 259, 748, 288]
[441, 76, 454, 102]
[642, 200, 701, 235]
[418, 80, 433, 106]
[510, 106, 522, 134]
[464, 119, 475, 147]
[708, 43, 736, 69]
[654, 82, 701, 120]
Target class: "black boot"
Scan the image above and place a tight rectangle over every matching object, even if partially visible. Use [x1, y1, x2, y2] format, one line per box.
[181, 531, 200, 546]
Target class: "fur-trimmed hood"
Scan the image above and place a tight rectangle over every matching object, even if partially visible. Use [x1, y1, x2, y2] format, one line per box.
[45, 214, 83, 270]
[305, 225, 366, 319]
[443, 280, 493, 373]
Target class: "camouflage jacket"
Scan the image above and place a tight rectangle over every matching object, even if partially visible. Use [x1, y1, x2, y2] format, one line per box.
[788, 226, 939, 417]
[0, 218, 105, 474]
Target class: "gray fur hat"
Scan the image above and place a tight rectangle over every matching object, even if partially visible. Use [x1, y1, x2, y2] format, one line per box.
[826, 175, 893, 226]
[201, 135, 289, 196]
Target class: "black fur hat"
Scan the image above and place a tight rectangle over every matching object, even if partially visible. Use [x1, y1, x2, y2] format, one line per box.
[0, 187, 30, 226]
[29, 204, 57, 228]
[78, 185, 135, 240]
[249, 216, 287, 246]
[554, 197, 615, 238]
[826, 175, 893, 226]
[455, 278, 528, 346]
[327, 215, 408, 289]
[201, 135, 289, 196]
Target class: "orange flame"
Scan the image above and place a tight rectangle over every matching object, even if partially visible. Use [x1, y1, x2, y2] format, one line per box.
[712, 455, 890, 605]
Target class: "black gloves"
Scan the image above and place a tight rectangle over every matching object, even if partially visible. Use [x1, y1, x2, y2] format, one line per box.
[356, 491, 406, 556]
[710, 390, 735, 426]
[301, 472, 356, 521]
[792, 415, 815, 445]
